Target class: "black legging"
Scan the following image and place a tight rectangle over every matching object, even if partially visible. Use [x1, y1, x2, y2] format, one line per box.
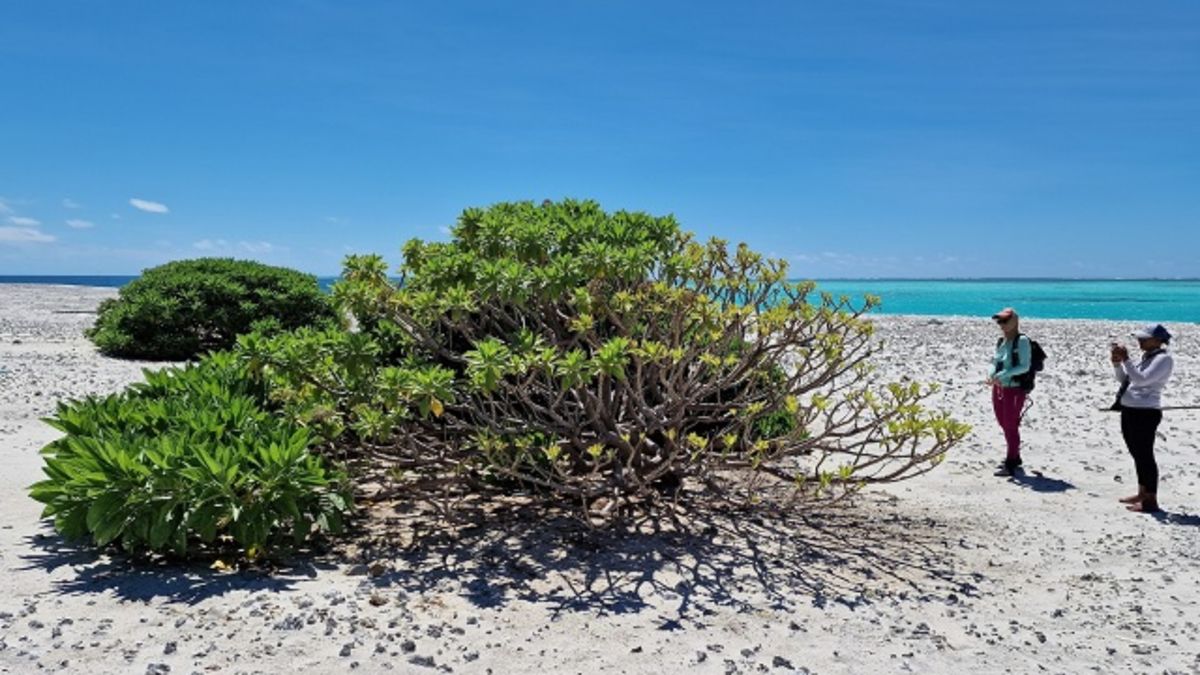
[1120, 407, 1163, 493]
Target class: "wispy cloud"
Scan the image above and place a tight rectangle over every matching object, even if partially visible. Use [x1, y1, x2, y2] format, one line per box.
[130, 198, 169, 214]
[239, 241, 276, 254]
[792, 251, 876, 266]
[193, 238, 227, 251]
[0, 227, 56, 243]
[0, 198, 11, 214]
[792, 250, 973, 277]
[7, 216, 41, 226]
[193, 239, 279, 254]
[66, 218, 95, 229]
[62, 198, 82, 209]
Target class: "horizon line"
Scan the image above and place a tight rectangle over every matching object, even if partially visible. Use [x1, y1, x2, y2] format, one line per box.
[3, 274, 1200, 283]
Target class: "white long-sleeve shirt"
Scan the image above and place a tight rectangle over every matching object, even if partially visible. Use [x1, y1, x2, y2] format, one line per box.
[1113, 349, 1174, 409]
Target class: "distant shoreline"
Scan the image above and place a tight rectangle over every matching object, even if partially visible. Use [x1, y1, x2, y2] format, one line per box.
[3, 275, 1200, 285]
[2, 279, 1196, 324]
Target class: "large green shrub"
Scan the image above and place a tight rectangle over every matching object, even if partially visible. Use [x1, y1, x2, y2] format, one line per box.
[30, 353, 351, 558]
[89, 258, 337, 360]
[241, 199, 969, 516]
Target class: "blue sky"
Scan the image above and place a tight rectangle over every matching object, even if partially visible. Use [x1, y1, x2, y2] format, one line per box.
[1, 1, 1197, 278]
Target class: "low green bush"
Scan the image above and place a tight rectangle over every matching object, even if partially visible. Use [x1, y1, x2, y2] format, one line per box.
[88, 258, 337, 360]
[30, 353, 351, 558]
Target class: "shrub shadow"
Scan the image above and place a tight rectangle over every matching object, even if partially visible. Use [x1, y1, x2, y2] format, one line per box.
[19, 528, 336, 605]
[347, 496, 984, 623]
[19, 496, 989, 618]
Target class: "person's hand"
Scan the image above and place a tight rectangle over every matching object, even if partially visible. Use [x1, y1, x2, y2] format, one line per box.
[1110, 345, 1128, 364]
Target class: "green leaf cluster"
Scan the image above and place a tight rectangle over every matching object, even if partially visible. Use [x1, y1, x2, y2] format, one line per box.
[29, 353, 351, 558]
[238, 328, 456, 442]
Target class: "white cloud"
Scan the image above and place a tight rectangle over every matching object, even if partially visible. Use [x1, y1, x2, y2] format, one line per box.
[62, 198, 82, 209]
[193, 239, 277, 254]
[239, 241, 275, 254]
[0, 198, 11, 214]
[0, 226, 56, 243]
[66, 219, 95, 229]
[793, 251, 866, 267]
[110, 213, 122, 220]
[7, 216, 41, 226]
[792, 250, 974, 277]
[193, 238, 227, 251]
[130, 198, 169, 214]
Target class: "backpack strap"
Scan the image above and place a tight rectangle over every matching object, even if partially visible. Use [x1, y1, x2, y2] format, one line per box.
[1010, 333, 1022, 366]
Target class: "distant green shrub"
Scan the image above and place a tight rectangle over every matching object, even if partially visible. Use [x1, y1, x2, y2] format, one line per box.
[88, 258, 337, 360]
[29, 353, 351, 559]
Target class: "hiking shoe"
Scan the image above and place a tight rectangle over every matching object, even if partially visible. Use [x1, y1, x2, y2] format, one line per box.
[994, 458, 1022, 476]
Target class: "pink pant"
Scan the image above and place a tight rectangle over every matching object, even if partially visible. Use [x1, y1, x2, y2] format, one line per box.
[992, 385, 1026, 460]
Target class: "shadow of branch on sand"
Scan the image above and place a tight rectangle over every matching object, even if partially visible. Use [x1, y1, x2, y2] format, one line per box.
[19, 527, 337, 605]
[346, 496, 985, 623]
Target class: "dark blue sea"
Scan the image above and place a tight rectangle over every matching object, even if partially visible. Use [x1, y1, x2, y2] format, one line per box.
[1, 276, 1197, 323]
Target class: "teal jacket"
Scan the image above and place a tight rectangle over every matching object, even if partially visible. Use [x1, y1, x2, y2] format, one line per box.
[991, 334, 1032, 388]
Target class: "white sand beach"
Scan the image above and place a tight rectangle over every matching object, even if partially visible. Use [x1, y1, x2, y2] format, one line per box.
[1, 284, 1198, 675]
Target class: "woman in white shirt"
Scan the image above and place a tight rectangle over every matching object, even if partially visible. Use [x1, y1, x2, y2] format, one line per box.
[1110, 324, 1174, 513]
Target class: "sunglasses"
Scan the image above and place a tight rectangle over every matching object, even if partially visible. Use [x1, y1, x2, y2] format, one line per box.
[994, 316, 1012, 324]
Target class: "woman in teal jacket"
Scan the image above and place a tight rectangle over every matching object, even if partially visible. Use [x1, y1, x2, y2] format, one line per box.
[986, 307, 1032, 475]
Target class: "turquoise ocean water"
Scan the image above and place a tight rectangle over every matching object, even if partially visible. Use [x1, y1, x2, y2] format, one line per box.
[813, 279, 1200, 323]
[2, 276, 1197, 323]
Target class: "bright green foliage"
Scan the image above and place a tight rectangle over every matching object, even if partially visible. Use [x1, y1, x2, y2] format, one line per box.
[256, 199, 970, 514]
[89, 258, 337, 360]
[238, 327, 457, 443]
[30, 353, 350, 558]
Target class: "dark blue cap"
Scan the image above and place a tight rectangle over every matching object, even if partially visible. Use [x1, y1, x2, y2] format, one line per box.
[1131, 324, 1172, 343]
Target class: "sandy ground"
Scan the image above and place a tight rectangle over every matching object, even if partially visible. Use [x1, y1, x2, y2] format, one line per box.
[1, 284, 1198, 675]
